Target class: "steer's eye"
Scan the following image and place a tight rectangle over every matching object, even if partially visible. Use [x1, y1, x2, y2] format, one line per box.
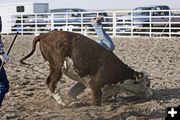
[146, 83, 150, 87]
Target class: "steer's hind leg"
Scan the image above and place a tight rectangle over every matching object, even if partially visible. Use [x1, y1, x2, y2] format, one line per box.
[46, 64, 66, 106]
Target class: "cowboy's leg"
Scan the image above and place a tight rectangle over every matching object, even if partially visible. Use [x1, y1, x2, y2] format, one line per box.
[92, 21, 115, 51]
[0, 62, 9, 106]
[0, 84, 6, 106]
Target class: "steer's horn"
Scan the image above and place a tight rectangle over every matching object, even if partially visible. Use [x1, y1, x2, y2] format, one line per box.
[141, 71, 148, 80]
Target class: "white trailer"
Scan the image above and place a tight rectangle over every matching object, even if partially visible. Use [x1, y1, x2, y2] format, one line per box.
[0, 2, 49, 33]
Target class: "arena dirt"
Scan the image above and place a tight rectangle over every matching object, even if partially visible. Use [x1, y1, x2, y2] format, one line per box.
[0, 35, 179, 120]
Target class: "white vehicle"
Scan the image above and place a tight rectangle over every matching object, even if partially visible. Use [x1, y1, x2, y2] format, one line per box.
[0, 2, 49, 33]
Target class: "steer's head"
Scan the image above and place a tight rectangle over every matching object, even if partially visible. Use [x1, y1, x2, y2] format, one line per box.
[122, 71, 153, 98]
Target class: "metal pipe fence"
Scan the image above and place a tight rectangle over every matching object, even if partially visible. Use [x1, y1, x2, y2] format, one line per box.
[1, 9, 180, 37]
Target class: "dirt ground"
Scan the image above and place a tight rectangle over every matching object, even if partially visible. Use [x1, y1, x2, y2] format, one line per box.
[0, 34, 179, 120]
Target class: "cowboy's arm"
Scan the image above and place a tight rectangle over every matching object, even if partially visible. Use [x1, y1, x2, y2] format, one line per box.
[0, 16, 9, 62]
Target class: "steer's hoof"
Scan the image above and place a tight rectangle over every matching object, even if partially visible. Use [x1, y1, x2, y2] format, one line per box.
[69, 101, 85, 108]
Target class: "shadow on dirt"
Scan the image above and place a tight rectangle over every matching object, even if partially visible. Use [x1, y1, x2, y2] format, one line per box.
[97, 88, 180, 120]
[152, 88, 180, 100]
[96, 111, 165, 120]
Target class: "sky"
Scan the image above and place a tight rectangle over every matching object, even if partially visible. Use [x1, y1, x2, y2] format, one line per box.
[0, 0, 180, 10]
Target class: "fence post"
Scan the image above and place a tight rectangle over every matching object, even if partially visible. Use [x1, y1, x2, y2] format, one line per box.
[50, 13, 54, 30]
[150, 11, 152, 37]
[169, 10, 171, 38]
[21, 14, 23, 35]
[35, 14, 37, 35]
[66, 13, 68, 28]
[131, 11, 133, 36]
[112, 11, 116, 37]
[81, 12, 83, 35]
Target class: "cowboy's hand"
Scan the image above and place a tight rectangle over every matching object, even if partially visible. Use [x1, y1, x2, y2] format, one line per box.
[0, 53, 9, 63]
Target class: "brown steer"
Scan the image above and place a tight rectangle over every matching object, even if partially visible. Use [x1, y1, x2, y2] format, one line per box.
[20, 30, 152, 106]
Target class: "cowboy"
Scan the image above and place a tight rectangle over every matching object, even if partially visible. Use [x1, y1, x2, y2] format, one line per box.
[0, 16, 9, 106]
[92, 16, 115, 51]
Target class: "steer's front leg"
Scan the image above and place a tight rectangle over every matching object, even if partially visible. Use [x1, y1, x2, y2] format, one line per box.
[92, 88, 102, 106]
[46, 63, 66, 106]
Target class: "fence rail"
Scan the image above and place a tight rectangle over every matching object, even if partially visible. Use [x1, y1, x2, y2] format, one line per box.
[1, 9, 180, 37]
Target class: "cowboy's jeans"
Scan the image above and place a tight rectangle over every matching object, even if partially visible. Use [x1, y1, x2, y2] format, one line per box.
[0, 60, 9, 106]
[93, 23, 115, 51]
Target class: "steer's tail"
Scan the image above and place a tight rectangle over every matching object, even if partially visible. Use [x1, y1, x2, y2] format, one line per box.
[19, 35, 40, 64]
